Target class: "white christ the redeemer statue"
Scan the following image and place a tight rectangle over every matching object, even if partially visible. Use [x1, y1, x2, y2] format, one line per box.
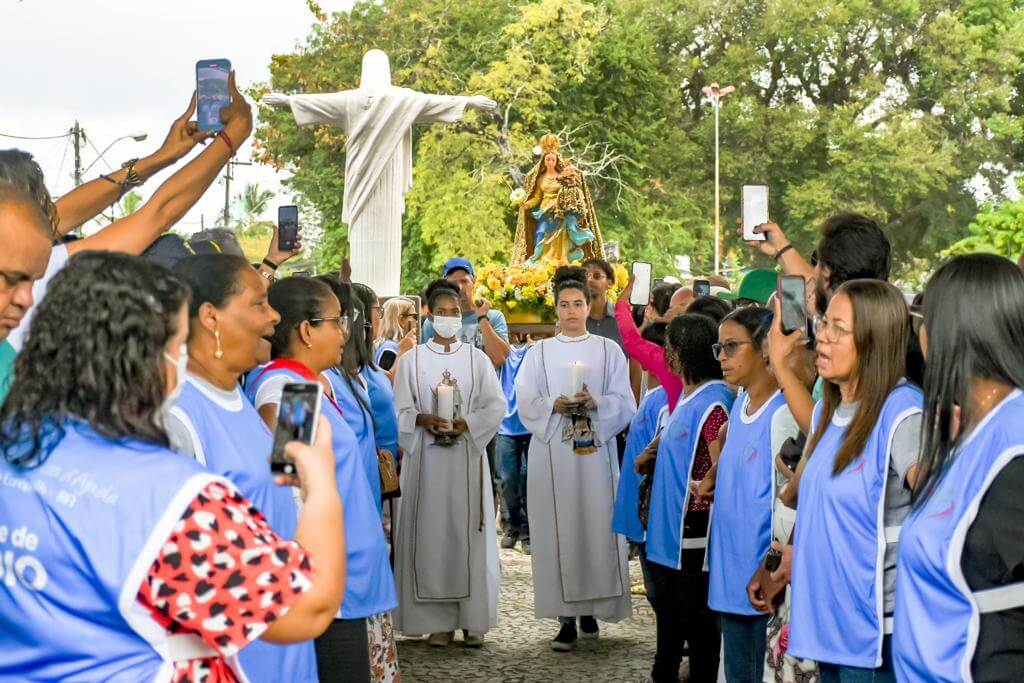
[263, 49, 496, 295]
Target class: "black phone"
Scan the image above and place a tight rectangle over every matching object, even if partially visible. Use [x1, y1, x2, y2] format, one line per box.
[270, 382, 323, 474]
[195, 59, 231, 133]
[693, 279, 711, 298]
[764, 548, 783, 572]
[778, 275, 807, 335]
[278, 205, 299, 251]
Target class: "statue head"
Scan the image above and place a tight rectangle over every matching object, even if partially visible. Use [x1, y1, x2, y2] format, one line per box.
[543, 153, 560, 173]
[539, 133, 561, 155]
[359, 49, 392, 94]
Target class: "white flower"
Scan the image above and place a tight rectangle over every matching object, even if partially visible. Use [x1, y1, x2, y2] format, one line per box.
[509, 188, 527, 205]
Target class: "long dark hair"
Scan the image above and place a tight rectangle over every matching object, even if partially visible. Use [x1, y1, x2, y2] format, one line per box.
[805, 279, 909, 475]
[266, 276, 335, 359]
[0, 252, 189, 468]
[914, 254, 1024, 504]
[349, 283, 378, 372]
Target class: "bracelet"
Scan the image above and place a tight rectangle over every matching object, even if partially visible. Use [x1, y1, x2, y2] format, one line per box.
[262, 258, 279, 271]
[257, 268, 274, 282]
[774, 244, 795, 261]
[99, 174, 122, 187]
[217, 129, 236, 157]
[120, 158, 141, 189]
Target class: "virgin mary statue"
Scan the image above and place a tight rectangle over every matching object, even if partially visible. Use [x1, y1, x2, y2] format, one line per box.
[511, 134, 604, 265]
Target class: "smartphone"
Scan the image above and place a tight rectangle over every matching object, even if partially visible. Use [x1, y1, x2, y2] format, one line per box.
[630, 262, 653, 306]
[742, 184, 769, 241]
[278, 205, 299, 251]
[764, 548, 783, 572]
[693, 279, 711, 298]
[270, 382, 323, 474]
[779, 275, 807, 335]
[195, 58, 232, 132]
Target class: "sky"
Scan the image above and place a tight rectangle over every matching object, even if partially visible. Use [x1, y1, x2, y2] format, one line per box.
[0, 0, 355, 235]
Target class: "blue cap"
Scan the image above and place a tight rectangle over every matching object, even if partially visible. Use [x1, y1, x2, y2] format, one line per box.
[443, 257, 475, 278]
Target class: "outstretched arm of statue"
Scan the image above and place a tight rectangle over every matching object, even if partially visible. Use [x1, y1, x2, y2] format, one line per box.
[262, 93, 291, 108]
[466, 96, 497, 111]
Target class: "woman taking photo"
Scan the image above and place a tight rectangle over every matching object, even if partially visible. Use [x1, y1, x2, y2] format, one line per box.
[166, 254, 317, 682]
[704, 306, 798, 682]
[786, 280, 922, 681]
[246, 277, 399, 683]
[376, 296, 418, 373]
[894, 254, 1024, 682]
[0, 253, 343, 682]
[516, 267, 636, 651]
[641, 313, 732, 682]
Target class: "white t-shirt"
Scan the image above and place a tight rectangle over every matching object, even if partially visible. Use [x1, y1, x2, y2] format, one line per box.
[8, 244, 70, 351]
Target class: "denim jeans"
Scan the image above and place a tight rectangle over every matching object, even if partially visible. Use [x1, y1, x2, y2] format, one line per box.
[494, 433, 531, 537]
[817, 636, 896, 683]
[720, 612, 770, 682]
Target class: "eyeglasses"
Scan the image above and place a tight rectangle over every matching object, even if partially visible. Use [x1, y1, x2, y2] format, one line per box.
[310, 315, 351, 333]
[712, 340, 753, 359]
[400, 313, 418, 320]
[813, 316, 852, 343]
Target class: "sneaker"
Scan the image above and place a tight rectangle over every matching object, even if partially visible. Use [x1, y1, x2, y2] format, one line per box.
[426, 631, 453, 647]
[579, 615, 599, 639]
[550, 622, 578, 652]
[521, 538, 531, 555]
[500, 529, 519, 549]
[462, 630, 484, 648]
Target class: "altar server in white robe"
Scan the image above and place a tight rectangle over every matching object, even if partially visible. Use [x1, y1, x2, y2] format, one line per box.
[392, 279, 507, 648]
[515, 266, 637, 652]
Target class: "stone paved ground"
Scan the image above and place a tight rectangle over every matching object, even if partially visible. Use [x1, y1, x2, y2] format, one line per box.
[395, 546, 656, 683]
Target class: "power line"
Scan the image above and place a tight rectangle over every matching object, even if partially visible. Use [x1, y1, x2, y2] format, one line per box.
[0, 131, 71, 141]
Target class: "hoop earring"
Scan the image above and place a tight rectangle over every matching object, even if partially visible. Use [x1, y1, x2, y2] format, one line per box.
[214, 327, 223, 360]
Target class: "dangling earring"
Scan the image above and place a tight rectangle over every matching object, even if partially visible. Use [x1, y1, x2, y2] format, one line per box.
[214, 327, 223, 360]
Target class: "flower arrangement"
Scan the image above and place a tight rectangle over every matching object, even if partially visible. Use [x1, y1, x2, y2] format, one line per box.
[474, 259, 629, 323]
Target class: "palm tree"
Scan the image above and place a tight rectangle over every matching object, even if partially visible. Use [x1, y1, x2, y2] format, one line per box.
[233, 182, 275, 236]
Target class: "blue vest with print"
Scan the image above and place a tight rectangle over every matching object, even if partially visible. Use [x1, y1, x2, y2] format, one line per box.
[172, 380, 317, 682]
[325, 367, 382, 513]
[646, 381, 734, 570]
[612, 387, 668, 542]
[0, 422, 223, 681]
[245, 366, 397, 619]
[498, 344, 531, 436]
[708, 390, 789, 615]
[894, 390, 1024, 683]
[788, 383, 922, 668]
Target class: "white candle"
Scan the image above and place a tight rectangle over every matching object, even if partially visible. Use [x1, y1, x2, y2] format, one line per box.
[568, 361, 585, 396]
[436, 384, 455, 425]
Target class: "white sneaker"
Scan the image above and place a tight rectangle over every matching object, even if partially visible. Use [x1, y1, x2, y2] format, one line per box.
[426, 631, 453, 647]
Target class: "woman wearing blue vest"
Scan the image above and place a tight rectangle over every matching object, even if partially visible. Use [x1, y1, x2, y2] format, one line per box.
[165, 254, 318, 682]
[315, 277, 387, 514]
[0, 253, 345, 682]
[785, 280, 922, 682]
[248, 277, 399, 683]
[641, 313, 734, 683]
[894, 254, 1024, 683]
[701, 306, 799, 682]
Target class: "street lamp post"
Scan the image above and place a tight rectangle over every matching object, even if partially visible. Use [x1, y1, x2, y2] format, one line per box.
[701, 82, 735, 275]
[79, 130, 149, 180]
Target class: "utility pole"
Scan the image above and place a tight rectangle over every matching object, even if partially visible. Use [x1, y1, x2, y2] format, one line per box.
[700, 83, 735, 275]
[222, 158, 252, 227]
[72, 121, 83, 186]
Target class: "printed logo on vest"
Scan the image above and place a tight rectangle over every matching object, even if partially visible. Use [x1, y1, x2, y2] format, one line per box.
[743, 443, 758, 462]
[0, 524, 48, 591]
[926, 486, 956, 519]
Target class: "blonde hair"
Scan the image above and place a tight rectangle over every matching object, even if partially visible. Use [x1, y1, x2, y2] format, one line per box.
[378, 297, 414, 343]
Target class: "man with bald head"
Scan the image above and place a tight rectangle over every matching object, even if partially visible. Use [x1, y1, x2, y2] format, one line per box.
[0, 182, 53, 402]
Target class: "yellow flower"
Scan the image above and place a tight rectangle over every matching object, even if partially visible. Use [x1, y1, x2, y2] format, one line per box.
[507, 300, 518, 310]
[487, 277, 501, 291]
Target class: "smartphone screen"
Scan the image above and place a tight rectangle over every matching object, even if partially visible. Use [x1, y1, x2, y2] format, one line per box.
[694, 279, 711, 298]
[630, 262, 653, 306]
[270, 382, 322, 474]
[278, 205, 299, 251]
[742, 184, 769, 241]
[196, 59, 231, 132]
[779, 275, 807, 335]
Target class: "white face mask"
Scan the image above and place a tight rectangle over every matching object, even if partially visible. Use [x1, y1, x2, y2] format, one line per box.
[163, 343, 189, 404]
[433, 315, 463, 340]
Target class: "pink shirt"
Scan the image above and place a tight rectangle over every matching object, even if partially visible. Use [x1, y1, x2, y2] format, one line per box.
[614, 297, 683, 411]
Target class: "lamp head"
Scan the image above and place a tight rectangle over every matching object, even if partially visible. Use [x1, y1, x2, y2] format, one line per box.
[129, 131, 148, 142]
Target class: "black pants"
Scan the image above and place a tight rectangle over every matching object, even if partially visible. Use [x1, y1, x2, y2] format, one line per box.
[314, 617, 371, 683]
[643, 514, 720, 683]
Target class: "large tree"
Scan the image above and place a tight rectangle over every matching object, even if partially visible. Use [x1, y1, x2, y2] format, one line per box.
[254, 0, 1024, 292]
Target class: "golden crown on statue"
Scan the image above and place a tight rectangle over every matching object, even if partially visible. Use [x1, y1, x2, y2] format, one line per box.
[538, 133, 561, 155]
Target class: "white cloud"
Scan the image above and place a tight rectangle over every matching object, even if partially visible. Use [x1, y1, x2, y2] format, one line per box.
[0, 0, 354, 234]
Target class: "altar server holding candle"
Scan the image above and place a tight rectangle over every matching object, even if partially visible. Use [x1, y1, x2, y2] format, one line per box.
[515, 266, 637, 652]
[391, 279, 506, 648]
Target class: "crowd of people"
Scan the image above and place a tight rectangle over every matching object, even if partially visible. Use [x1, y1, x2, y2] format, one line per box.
[0, 75, 1022, 683]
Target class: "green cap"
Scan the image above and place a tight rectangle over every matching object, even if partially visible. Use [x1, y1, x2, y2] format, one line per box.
[736, 268, 778, 304]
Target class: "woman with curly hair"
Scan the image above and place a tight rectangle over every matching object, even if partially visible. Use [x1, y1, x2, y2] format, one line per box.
[0, 252, 344, 682]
